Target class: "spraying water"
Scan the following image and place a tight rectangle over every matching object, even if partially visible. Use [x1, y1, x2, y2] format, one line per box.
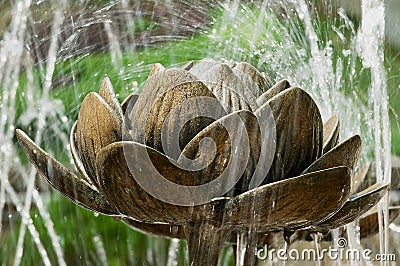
[0, 0, 394, 265]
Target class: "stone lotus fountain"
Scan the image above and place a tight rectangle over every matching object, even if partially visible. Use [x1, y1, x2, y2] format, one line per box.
[16, 59, 389, 265]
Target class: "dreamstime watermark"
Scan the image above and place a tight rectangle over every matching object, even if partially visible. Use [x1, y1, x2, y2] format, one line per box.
[255, 238, 396, 262]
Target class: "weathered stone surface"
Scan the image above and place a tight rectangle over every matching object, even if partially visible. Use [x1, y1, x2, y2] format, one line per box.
[316, 183, 388, 229]
[264, 87, 323, 183]
[75, 92, 122, 186]
[16, 129, 118, 215]
[322, 115, 340, 153]
[256, 79, 291, 106]
[302, 135, 362, 175]
[224, 167, 351, 231]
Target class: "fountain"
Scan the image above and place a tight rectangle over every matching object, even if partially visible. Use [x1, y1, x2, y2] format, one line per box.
[0, 0, 397, 265]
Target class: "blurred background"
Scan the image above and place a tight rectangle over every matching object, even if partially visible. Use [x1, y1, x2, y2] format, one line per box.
[0, 0, 398, 265]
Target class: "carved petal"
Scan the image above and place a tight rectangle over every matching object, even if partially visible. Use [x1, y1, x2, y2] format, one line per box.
[352, 163, 370, 193]
[191, 61, 258, 112]
[322, 115, 340, 153]
[256, 79, 291, 106]
[121, 94, 139, 115]
[127, 68, 199, 144]
[98, 77, 123, 118]
[362, 161, 400, 191]
[69, 121, 93, 186]
[261, 72, 274, 88]
[224, 166, 351, 230]
[179, 110, 261, 196]
[232, 62, 272, 97]
[140, 81, 218, 154]
[121, 94, 139, 135]
[391, 166, 400, 190]
[316, 183, 389, 229]
[76, 92, 122, 186]
[188, 58, 219, 77]
[210, 84, 254, 113]
[263, 87, 323, 183]
[96, 141, 229, 223]
[359, 206, 400, 238]
[149, 63, 165, 76]
[16, 129, 117, 215]
[302, 135, 362, 175]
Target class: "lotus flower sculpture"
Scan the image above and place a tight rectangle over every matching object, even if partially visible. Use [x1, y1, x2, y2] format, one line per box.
[16, 59, 388, 265]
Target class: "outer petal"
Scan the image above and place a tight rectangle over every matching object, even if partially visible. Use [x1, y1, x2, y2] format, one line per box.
[359, 206, 400, 238]
[322, 115, 340, 153]
[96, 141, 229, 223]
[360, 160, 400, 191]
[16, 129, 117, 215]
[75, 92, 122, 186]
[391, 156, 400, 189]
[256, 79, 290, 106]
[149, 63, 165, 76]
[316, 183, 389, 229]
[263, 87, 323, 183]
[98, 77, 123, 118]
[302, 135, 362, 175]
[224, 166, 351, 231]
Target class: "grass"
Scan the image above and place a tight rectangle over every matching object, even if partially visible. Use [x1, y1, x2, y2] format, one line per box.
[385, 43, 400, 155]
[1, 194, 179, 265]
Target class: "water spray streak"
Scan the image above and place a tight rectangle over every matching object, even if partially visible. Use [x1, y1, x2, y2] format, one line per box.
[357, 0, 391, 262]
[0, 1, 67, 265]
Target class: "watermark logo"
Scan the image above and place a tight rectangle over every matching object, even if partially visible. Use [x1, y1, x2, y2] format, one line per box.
[256, 238, 396, 262]
[336, 237, 347, 248]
